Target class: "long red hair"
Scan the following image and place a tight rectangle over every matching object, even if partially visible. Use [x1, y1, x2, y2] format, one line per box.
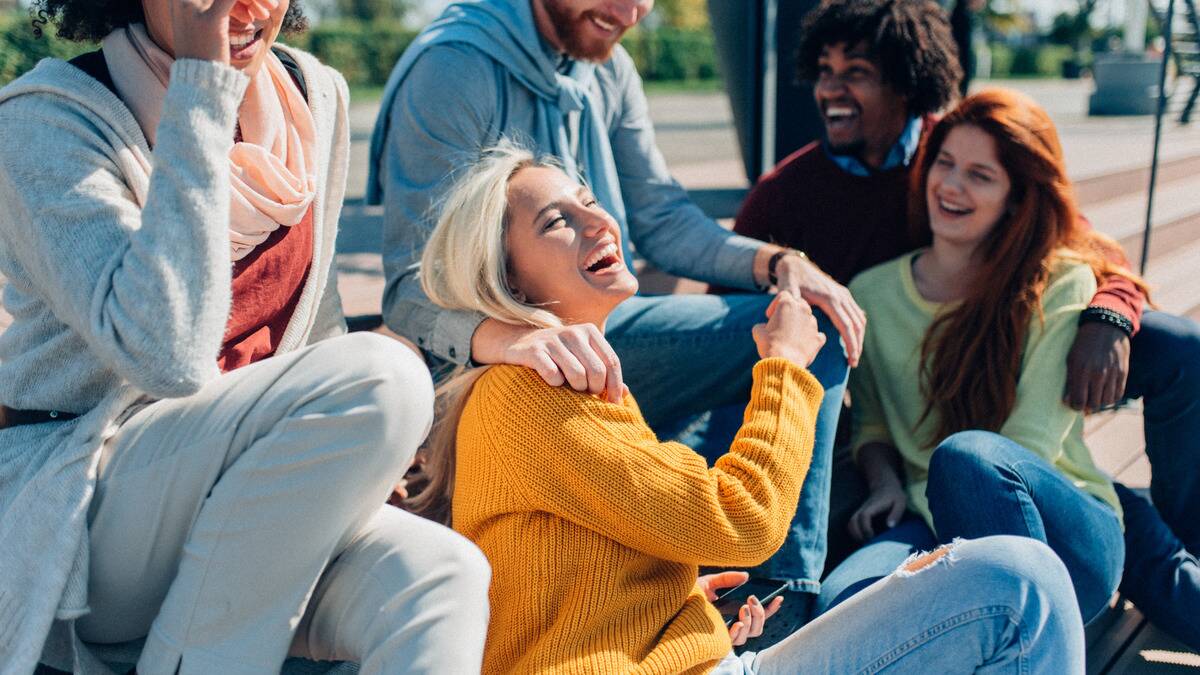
[909, 88, 1149, 442]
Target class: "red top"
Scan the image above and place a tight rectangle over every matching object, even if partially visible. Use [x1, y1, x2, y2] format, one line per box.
[718, 140, 1145, 332]
[218, 205, 314, 372]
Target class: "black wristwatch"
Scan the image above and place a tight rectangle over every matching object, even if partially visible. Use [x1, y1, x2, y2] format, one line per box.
[767, 249, 808, 288]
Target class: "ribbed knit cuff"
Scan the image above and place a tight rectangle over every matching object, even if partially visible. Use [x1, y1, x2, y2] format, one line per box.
[753, 356, 821, 390]
[168, 59, 249, 124]
[750, 357, 824, 420]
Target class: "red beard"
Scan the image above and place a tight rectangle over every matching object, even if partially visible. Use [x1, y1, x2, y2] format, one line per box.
[541, 0, 626, 62]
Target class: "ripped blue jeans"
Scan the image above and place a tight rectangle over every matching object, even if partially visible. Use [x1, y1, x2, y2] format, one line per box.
[713, 536, 1084, 674]
[817, 432, 1124, 625]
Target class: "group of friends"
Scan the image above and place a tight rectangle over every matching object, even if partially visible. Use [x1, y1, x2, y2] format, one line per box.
[1, 0, 1197, 673]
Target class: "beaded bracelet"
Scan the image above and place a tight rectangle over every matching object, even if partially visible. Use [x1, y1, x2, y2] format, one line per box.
[1079, 305, 1134, 337]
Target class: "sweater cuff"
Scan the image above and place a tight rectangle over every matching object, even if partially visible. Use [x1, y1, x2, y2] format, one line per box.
[168, 59, 250, 122]
[751, 357, 824, 413]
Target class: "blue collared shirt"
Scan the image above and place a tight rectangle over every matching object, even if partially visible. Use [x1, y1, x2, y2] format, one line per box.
[825, 116, 923, 176]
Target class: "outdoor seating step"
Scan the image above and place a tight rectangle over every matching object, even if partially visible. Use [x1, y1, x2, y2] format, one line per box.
[1080, 173, 1200, 248]
[1087, 601, 1146, 674]
[1073, 153, 1200, 208]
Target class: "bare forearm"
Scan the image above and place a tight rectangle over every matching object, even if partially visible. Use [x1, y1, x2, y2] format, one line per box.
[856, 442, 904, 490]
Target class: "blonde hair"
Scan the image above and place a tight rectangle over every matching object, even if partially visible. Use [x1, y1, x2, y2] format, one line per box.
[406, 141, 564, 524]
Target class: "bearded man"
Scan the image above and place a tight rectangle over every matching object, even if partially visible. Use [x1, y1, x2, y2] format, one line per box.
[367, 0, 854, 622]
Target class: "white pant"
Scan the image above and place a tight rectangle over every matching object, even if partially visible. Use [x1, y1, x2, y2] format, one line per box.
[77, 333, 490, 674]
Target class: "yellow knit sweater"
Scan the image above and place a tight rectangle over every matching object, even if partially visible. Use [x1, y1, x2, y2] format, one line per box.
[452, 358, 823, 674]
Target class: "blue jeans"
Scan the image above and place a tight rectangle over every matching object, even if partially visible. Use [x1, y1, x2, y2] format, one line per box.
[1114, 484, 1200, 649]
[925, 431, 1125, 623]
[606, 293, 848, 590]
[1125, 310, 1200, 552]
[1115, 309, 1200, 649]
[715, 537, 1085, 674]
[815, 517, 938, 616]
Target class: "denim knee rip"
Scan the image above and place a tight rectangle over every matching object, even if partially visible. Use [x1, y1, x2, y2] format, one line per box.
[894, 538, 963, 578]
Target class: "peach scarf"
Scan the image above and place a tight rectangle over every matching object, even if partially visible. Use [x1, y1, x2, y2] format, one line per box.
[102, 23, 316, 260]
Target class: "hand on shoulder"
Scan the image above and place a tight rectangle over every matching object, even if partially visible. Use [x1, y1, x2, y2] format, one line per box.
[471, 319, 625, 404]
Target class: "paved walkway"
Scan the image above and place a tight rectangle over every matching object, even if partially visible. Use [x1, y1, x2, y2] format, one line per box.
[329, 76, 1200, 318]
[343, 77, 1200, 200]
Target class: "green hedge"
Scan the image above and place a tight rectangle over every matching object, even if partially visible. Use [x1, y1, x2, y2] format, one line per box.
[622, 27, 719, 82]
[988, 43, 1075, 78]
[0, 13, 93, 87]
[0, 13, 718, 89]
[286, 20, 416, 88]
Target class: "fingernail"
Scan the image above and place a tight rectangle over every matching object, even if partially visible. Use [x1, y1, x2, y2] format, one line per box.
[887, 519, 897, 528]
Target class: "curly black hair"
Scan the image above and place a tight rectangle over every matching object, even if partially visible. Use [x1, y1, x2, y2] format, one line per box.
[31, 1, 307, 42]
[796, 0, 962, 117]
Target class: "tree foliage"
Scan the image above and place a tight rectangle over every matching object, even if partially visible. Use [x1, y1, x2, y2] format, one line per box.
[652, 0, 708, 30]
[334, 0, 410, 22]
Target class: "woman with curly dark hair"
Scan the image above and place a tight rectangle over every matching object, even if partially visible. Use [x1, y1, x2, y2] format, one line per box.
[31, 0, 307, 42]
[0, 2, 488, 673]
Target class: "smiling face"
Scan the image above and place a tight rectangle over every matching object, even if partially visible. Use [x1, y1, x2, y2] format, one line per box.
[814, 41, 910, 168]
[531, 0, 653, 61]
[504, 165, 638, 327]
[925, 124, 1013, 251]
[141, 0, 289, 75]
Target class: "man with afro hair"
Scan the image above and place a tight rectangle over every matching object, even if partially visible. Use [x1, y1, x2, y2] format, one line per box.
[724, 0, 1200, 651]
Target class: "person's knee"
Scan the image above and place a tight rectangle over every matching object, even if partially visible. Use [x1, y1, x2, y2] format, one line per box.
[291, 334, 434, 487]
[929, 430, 1006, 477]
[944, 536, 1078, 615]
[390, 512, 492, 602]
[1137, 312, 1200, 391]
[436, 529, 492, 598]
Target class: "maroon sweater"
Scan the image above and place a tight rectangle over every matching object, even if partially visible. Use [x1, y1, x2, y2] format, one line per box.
[717, 141, 1145, 331]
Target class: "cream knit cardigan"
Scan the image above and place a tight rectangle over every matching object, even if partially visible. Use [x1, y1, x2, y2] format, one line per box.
[0, 47, 350, 674]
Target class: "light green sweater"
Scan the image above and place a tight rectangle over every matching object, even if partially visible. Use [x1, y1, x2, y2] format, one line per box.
[848, 250, 1121, 532]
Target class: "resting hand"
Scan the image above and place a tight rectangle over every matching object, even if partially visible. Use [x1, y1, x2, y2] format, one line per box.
[697, 571, 784, 647]
[848, 480, 907, 542]
[752, 291, 826, 367]
[849, 442, 907, 542]
[1064, 322, 1130, 413]
[170, 0, 242, 65]
[772, 254, 865, 367]
[471, 319, 624, 404]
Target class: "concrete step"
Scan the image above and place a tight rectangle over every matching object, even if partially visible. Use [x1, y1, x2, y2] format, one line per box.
[1083, 173, 1200, 245]
[1106, 621, 1200, 672]
[1140, 236, 1200, 316]
[1074, 152, 1200, 210]
[1086, 601, 1146, 674]
[1086, 407, 1149, 487]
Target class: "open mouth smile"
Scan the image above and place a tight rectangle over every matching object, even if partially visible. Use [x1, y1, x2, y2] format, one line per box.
[824, 104, 859, 128]
[937, 198, 973, 216]
[588, 14, 619, 35]
[229, 28, 264, 60]
[582, 241, 624, 275]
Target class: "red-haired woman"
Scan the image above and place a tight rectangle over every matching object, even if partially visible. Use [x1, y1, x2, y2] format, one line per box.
[820, 88, 1146, 623]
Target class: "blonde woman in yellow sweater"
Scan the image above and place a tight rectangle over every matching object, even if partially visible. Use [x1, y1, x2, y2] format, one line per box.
[410, 142, 1086, 674]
